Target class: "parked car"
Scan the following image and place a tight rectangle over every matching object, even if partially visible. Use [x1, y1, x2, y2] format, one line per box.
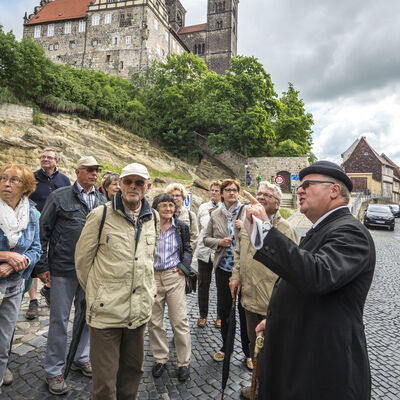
[364, 204, 395, 231]
[388, 204, 400, 218]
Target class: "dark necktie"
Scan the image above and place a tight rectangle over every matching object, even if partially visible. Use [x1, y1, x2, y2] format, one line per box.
[300, 227, 314, 246]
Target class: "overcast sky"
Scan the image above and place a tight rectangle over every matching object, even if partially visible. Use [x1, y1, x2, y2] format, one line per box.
[2, 0, 400, 165]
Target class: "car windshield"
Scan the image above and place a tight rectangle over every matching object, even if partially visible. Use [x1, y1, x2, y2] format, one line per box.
[389, 204, 399, 211]
[368, 205, 392, 213]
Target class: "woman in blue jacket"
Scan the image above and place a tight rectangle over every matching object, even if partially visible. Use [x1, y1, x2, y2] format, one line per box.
[0, 163, 41, 390]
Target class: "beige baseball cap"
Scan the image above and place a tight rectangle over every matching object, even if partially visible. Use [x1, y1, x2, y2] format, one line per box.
[120, 163, 150, 180]
[76, 156, 103, 169]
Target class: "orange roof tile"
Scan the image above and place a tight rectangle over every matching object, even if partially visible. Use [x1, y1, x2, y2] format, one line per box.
[179, 23, 207, 34]
[25, 0, 92, 25]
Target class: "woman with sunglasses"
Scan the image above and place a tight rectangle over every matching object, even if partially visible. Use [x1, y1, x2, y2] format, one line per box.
[0, 163, 41, 392]
[203, 178, 252, 370]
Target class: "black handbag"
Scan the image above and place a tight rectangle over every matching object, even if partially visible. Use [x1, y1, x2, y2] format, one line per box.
[177, 263, 198, 294]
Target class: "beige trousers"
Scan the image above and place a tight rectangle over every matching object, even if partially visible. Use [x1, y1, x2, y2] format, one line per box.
[148, 269, 191, 367]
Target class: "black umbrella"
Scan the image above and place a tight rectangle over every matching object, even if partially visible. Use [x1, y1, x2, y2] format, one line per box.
[221, 287, 238, 399]
[64, 298, 86, 379]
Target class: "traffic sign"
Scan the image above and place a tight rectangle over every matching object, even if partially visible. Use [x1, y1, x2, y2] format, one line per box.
[291, 174, 300, 181]
[275, 175, 285, 185]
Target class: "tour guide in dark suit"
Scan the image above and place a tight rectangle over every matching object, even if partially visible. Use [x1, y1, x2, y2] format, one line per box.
[243, 161, 375, 400]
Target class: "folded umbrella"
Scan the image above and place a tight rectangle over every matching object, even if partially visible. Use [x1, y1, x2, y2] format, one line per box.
[221, 287, 238, 400]
[64, 298, 86, 379]
[250, 332, 264, 400]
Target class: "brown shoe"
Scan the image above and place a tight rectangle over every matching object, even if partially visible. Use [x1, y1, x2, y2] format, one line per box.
[197, 317, 207, 327]
[215, 318, 221, 328]
[71, 361, 92, 377]
[240, 385, 258, 399]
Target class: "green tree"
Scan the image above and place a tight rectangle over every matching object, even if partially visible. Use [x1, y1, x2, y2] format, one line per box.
[273, 82, 314, 157]
[203, 56, 279, 157]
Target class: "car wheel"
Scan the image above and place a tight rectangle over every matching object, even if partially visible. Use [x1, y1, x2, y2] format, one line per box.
[390, 225, 394, 231]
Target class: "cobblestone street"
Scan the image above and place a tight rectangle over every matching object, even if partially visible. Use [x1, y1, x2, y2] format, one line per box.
[2, 223, 400, 399]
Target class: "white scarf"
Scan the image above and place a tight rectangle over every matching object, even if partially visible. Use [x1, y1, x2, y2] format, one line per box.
[0, 196, 30, 248]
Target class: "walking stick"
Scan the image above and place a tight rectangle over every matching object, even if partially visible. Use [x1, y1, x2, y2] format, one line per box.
[250, 332, 264, 400]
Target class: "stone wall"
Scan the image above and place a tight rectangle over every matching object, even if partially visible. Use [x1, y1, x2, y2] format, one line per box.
[0, 103, 32, 123]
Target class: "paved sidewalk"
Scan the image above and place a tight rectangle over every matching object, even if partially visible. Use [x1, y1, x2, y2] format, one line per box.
[2, 223, 400, 399]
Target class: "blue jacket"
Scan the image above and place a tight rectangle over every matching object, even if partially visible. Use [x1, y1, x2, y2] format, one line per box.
[30, 169, 71, 212]
[0, 199, 42, 283]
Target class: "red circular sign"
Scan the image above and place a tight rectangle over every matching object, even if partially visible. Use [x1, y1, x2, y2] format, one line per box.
[275, 175, 285, 185]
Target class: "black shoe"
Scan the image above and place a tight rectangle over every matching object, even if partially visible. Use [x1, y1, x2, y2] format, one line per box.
[26, 299, 38, 320]
[152, 363, 166, 378]
[178, 366, 190, 382]
[40, 285, 51, 306]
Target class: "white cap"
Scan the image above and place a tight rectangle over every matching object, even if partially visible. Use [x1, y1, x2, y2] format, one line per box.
[120, 163, 150, 180]
[76, 156, 103, 169]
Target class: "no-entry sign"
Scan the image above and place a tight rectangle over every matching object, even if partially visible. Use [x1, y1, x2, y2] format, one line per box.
[275, 175, 285, 185]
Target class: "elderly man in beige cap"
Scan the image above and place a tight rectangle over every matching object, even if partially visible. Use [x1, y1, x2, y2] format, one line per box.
[33, 155, 107, 395]
[75, 162, 159, 400]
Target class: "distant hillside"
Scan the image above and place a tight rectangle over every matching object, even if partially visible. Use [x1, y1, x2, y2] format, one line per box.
[0, 103, 234, 210]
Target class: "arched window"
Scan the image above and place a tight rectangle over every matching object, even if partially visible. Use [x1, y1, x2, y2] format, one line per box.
[177, 11, 183, 27]
[201, 43, 205, 54]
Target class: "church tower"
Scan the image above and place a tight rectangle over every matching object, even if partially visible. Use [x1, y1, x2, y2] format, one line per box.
[206, 0, 238, 74]
[165, 0, 187, 32]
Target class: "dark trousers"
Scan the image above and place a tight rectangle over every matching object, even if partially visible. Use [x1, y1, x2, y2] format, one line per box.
[89, 324, 146, 400]
[245, 309, 265, 361]
[197, 258, 214, 317]
[215, 267, 250, 357]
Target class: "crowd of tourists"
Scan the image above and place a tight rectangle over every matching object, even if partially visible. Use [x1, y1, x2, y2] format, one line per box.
[0, 149, 376, 400]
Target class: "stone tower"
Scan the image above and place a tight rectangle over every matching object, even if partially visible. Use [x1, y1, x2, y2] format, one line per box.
[206, 0, 239, 74]
[165, 0, 187, 33]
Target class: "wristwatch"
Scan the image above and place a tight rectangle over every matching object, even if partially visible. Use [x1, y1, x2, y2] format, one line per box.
[262, 220, 272, 232]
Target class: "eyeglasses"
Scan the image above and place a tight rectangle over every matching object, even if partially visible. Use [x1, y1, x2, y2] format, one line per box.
[257, 192, 279, 201]
[224, 188, 238, 193]
[121, 178, 146, 187]
[82, 167, 101, 173]
[171, 194, 183, 199]
[297, 180, 335, 191]
[0, 175, 22, 185]
[40, 156, 56, 160]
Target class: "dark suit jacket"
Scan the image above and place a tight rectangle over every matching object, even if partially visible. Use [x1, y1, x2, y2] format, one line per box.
[254, 207, 375, 400]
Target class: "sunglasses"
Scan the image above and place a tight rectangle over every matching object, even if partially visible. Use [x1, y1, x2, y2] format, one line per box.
[81, 167, 101, 173]
[297, 180, 335, 191]
[122, 178, 146, 187]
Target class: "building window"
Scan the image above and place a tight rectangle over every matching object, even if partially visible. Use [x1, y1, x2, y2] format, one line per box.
[216, 20, 223, 29]
[233, 23, 235, 34]
[79, 20, 86, 32]
[54, 43, 59, 50]
[172, 39, 176, 49]
[120, 61, 124, 70]
[34, 25, 41, 38]
[126, 35, 132, 45]
[106, 55, 111, 62]
[47, 24, 54, 37]
[48, 44, 54, 51]
[92, 15, 100, 26]
[154, 18, 158, 30]
[157, 45, 161, 55]
[69, 40, 75, 49]
[177, 11, 183, 28]
[165, 32, 168, 42]
[112, 36, 118, 45]
[105, 13, 112, 24]
[215, 1, 226, 12]
[92, 39, 98, 47]
[64, 22, 71, 34]
[120, 13, 132, 27]
[108, 0, 115, 3]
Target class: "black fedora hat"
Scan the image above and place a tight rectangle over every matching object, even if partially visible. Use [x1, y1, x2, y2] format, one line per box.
[299, 161, 353, 192]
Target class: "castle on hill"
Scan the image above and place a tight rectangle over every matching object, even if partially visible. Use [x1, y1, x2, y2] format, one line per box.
[23, 0, 239, 77]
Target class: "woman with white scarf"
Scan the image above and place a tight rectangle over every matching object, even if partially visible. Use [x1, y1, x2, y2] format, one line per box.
[203, 178, 252, 370]
[0, 163, 41, 392]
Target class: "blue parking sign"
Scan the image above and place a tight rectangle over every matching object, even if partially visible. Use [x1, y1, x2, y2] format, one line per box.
[291, 174, 300, 181]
